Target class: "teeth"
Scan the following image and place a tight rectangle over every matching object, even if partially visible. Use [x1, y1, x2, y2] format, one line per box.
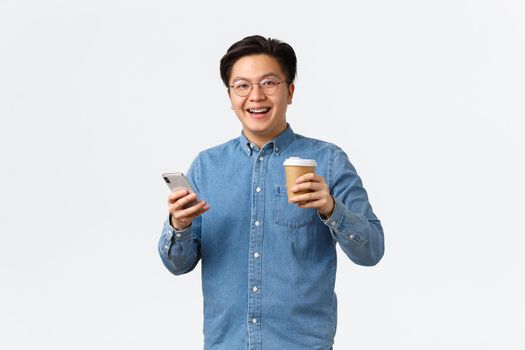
[249, 108, 270, 113]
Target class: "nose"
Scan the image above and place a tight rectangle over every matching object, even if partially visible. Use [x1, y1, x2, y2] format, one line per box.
[249, 83, 265, 101]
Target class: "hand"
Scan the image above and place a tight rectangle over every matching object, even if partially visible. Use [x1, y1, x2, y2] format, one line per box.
[289, 173, 335, 218]
[168, 190, 210, 230]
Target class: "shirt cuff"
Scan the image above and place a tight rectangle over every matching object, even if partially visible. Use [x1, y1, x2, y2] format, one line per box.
[318, 197, 344, 230]
[318, 197, 367, 245]
[164, 216, 192, 241]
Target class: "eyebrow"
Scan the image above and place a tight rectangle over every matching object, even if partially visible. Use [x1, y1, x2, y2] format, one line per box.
[231, 72, 281, 83]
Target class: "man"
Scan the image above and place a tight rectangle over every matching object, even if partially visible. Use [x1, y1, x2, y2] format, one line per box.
[158, 35, 384, 350]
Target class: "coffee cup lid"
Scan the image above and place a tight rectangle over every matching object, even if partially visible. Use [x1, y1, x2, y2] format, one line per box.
[283, 157, 317, 167]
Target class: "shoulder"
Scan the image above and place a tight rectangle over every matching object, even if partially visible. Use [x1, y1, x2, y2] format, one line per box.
[293, 133, 342, 153]
[290, 133, 354, 169]
[195, 137, 240, 158]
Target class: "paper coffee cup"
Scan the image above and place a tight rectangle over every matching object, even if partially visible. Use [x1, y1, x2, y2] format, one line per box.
[283, 157, 317, 201]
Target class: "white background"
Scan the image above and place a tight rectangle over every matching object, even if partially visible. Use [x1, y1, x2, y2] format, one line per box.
[1, 0, 524, 349]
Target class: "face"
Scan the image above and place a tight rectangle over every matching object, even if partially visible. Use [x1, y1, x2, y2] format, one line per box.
[228, 54, 295, 147]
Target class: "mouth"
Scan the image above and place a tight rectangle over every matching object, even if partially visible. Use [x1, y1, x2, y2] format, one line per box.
[246, 107, 271, 119]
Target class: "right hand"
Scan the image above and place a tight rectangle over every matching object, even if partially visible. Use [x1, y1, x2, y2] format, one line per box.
[168, 190, 210, 231]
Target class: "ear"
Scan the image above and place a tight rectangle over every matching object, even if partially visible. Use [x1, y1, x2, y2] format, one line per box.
[287, 83, 295, 104]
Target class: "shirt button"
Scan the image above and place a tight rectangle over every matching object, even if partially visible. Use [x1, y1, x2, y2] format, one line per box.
[254, 252, 259, 258]
[349, 234, 354, 239]
[331, 220, 336, 225]
[256, 187, 261, 192]
[259, 156, 263, 161]
[255, 220, 260, 226]
[252, 318, 257, 324]
[252, 286, 258, 292]
[175, 233, 182, 238]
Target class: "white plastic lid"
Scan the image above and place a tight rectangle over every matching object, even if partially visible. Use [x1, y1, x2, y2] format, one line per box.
[283, 157, 317, 167]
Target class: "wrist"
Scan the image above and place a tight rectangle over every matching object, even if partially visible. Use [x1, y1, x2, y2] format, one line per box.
[170, 214, 190, 231]
[319, 196, 335, 219]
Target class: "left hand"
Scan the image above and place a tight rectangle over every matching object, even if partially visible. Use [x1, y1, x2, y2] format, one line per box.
[289, 173, 335, 218]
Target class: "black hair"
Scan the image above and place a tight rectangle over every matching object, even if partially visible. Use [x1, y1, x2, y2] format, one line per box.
[220, 35, 297, 87]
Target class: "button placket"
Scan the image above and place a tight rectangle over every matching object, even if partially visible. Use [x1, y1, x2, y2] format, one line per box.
[247, 149, 267, 348]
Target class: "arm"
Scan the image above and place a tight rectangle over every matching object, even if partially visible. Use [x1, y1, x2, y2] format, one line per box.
[158, 214, 202, 275]
[158, 156, 209, 275]
[323, 145, 384, 266]
[290, 146, 384, 266]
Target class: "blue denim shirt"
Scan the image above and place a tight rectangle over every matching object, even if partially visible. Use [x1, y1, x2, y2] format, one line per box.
[158, 125, 384, 350]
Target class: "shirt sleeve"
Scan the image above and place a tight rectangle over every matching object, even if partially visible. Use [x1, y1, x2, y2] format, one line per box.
[158, 156, 202, 275]
[320, 145, 385, 266]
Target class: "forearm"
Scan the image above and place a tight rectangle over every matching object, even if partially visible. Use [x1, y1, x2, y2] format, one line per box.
[321, 197, 384, 266]
[158, 217, 201, 275]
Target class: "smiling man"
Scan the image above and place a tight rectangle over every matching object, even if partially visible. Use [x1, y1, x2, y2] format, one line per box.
[228, 53, 294, 149]
[158, 35, 384, 350]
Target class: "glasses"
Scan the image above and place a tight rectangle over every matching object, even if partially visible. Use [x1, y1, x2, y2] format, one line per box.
[229, 78, 288, 97]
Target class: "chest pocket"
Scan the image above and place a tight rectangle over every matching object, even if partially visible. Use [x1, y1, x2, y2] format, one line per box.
[273, 185, 315, 228]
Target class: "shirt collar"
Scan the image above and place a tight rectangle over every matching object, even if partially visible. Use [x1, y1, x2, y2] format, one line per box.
[239, 124, 295, 156]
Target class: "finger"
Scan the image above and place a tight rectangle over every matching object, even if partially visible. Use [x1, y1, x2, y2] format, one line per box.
[312, 174, 326, 183]
[168, 190, 189, 203]
[175, 202, 208, 223]
[184, 206, 210, 222]
[305, 174, 326, 184]
[291, 181, 323, 193]
[193, 203, 211, 217]
[295, 172, 316, 184]
[298, 198, 325, 209]
[171, 203, 200, 222]
[178, 200, 208, 218]
[174, 193, 199, 210]
[289, 191, 322, 204]
[171, 201, 210, 230]
[168, 196, 197, 215]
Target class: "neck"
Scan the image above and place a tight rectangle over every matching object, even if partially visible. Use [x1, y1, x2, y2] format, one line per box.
[244, 124, 288, 149]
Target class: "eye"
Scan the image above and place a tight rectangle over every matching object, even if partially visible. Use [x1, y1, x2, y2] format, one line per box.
[234, 81, 250, 90]
[261, 79, 278, 87]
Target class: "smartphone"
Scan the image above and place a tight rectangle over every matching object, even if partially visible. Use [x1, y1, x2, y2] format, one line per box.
[162, 172, 200, 208]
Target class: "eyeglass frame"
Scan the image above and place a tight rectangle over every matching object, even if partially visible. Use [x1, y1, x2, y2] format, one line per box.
[228, 78, 290, 97]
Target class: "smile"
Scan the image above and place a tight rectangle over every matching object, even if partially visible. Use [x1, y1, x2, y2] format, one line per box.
[247, 107, 271, 114]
